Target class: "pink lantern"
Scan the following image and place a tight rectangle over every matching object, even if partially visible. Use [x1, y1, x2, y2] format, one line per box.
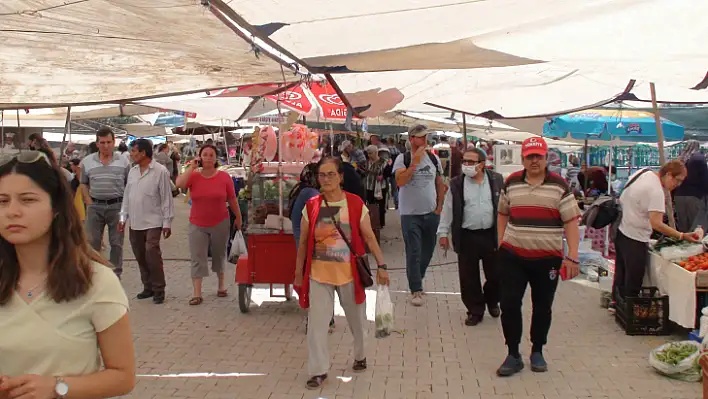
[260, 126, 277, 161]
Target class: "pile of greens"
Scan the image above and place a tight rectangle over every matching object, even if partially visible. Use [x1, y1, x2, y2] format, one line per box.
[653, 343, 698, 365]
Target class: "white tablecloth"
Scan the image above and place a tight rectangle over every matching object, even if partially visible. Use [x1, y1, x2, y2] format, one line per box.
[646, 252, 697, 328]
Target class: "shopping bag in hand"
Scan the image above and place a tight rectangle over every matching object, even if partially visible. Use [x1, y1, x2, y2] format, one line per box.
[375, 285, 394, 338]
[228, 231, 247, 263]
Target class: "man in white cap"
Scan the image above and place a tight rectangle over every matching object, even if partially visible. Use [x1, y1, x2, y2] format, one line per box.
[392, 124, 445, 306]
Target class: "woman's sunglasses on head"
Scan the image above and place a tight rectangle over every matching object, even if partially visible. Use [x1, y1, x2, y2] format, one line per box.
[0, 150, 52, 167]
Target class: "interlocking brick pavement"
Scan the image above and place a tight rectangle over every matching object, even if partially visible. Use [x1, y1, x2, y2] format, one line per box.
[114, 200, 701, 399]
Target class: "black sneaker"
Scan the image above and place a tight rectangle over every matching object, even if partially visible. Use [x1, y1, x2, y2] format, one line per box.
[496, 355, 524, 377]
[153, 293, 165, 304]
[136, 290, 154, 300]
[530, 352, 548, 372]
[465, 314, 483, 326]
[488, 306, 501, 318]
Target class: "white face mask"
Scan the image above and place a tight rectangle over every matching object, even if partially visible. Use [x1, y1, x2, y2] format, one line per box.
[462, 165, 478, 178]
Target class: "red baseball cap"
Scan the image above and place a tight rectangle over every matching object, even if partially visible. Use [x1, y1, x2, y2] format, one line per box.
[521, 136, 548, 157]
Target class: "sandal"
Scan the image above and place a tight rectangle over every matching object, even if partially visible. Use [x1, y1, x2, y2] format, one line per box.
[306, 374, 327, 390]
[189, 297, 203, 306]
[352, 358, 367, 372]
[217, 290, 228, 297]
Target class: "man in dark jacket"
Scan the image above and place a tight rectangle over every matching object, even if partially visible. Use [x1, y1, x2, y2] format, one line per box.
[340, 158, 366, 202]
[438, 148, 503, 326]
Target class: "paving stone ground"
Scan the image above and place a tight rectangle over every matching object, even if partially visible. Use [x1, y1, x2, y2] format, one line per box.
[115, 199, 701, 399]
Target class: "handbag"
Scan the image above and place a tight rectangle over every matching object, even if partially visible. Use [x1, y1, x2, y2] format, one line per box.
[323, 197, 374, 288]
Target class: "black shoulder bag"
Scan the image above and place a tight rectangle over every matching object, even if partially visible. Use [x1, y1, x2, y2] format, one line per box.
[322, 197, 374, 287]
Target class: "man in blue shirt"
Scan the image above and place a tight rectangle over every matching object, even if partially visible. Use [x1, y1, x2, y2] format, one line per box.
[393, 125, 445, 306]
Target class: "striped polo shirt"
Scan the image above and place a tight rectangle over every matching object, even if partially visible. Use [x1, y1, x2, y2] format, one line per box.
[498, 170, 581, 259]
[79, 152, 131, 200]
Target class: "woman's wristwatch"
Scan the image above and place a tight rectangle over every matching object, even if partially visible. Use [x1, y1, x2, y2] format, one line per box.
[377, 264, 388, 270]
[55, 377, 69, 398]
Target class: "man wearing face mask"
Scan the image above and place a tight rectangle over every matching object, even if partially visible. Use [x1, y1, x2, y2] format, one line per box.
[438, 148, 504, 326]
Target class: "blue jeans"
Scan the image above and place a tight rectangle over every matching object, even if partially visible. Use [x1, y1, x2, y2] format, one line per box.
[401, 212, 440, 293]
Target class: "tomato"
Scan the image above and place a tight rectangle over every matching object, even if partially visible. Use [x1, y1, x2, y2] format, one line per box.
[690, 256, 697, 262]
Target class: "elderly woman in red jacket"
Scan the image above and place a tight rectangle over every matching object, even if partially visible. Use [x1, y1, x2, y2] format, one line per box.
[294, 156, 390, 390]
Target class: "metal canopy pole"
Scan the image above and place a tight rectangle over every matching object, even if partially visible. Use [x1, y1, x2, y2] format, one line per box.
[650, 82, 676, 229]
[221, 119, 230, 165]
[59, 107, 72, 159]
[0, 111, 4, 152]
[462, 113, 468, 150]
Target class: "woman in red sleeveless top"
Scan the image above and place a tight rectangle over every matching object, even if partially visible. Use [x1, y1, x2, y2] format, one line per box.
[294, 157, 390, 390]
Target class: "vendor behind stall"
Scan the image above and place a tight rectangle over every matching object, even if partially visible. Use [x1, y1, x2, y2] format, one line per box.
[612, 160, 700, 310]
[674, 141, 708, 232]
[579, 166, 611, 196]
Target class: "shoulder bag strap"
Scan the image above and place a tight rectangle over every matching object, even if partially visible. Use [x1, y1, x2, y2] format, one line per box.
[323, 197, 357, 255]
[622, 168, 651, 193]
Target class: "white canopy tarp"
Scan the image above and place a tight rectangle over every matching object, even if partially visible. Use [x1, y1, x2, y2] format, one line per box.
[138, 97, 255, 123]
[232, 0, 604, 71]
[121, 124, 172, 138]
[472, 0, 708, 89]
[0, 0, 299, 107]
[331, 65, 708, 120]
[233, 0, 708, 88]
[3, 104, 160, 121]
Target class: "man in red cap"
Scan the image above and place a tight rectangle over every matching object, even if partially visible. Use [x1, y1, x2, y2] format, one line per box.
[495, 136, 582, 377]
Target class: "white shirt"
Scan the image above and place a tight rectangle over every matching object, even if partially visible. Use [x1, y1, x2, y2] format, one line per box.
[619, 171, 665, 242]
[120, 161, 174, 230]
[437, 174, 494, 236]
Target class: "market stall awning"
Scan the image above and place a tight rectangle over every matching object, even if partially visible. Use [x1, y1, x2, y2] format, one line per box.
[543, 109, 684, 142]
[0, 1, 300, 108]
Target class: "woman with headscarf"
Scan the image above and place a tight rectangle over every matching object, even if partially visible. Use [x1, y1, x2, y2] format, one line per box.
[674, 140, 708, 232]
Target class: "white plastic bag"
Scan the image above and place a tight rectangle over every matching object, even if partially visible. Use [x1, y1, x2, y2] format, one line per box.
[228, 231, 247, 263]
[375, 285, 394, 338]
[649, 341, 702, 382]
[659, 243, 704, 262]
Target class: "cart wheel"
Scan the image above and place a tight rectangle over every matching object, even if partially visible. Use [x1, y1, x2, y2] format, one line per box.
[238, 284, 252, 313]
[284, 284, 293, 301]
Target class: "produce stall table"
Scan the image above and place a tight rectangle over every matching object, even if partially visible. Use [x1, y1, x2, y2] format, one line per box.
[646, 251, 697, 328]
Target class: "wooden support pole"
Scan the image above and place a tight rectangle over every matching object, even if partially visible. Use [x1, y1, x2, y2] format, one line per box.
[650, 82, 676, 229]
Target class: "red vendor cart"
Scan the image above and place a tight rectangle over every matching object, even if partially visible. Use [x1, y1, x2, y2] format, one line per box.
[235, 231, 297, 313]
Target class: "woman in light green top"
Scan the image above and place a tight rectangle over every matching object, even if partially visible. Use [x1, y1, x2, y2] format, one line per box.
[0, 151, 135, 399]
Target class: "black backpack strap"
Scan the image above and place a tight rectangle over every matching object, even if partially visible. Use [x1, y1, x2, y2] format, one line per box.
[403, 151, 412, 168]
[403, 150, 440, 176]
[427, 151, 440, 176]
